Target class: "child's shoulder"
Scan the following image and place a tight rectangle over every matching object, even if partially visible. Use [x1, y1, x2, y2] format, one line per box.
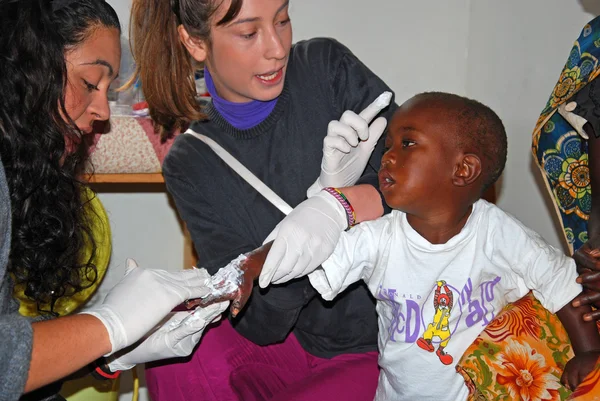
[352, 210, 403, 234]
[474, 200, 554, 249]
[476, 199, 521, 224]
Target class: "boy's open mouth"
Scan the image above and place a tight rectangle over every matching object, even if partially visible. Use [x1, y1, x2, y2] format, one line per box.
[378, 170, 395, 190]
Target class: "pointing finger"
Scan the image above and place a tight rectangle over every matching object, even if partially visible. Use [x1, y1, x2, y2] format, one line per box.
[358, 91, 392, 123]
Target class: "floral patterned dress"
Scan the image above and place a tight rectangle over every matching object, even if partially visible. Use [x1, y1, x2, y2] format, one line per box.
[532, 17, 600, 253]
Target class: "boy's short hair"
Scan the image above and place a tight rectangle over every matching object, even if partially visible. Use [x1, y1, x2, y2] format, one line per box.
[415, 92, 507, 192]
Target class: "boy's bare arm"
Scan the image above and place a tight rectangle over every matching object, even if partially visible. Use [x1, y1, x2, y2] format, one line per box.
[556, 300, 600, 390]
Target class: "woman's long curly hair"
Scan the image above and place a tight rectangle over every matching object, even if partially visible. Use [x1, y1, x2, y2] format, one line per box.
[0, 0, 120, 315]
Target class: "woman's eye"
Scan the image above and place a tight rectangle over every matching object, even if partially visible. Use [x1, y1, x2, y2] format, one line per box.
[241, 32, 257, 39]
[277, 18, 291, 27]
[83, 79, 98, 92]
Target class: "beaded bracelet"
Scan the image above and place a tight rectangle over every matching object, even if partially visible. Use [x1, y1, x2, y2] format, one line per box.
[323, 187, 357, 229]
[90, 357, 121, 381]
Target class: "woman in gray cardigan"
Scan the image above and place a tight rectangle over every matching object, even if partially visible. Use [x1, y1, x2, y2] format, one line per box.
[0, 1, 222, 399]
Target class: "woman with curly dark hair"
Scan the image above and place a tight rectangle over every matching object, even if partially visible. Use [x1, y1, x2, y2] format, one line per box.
[0, 1, 224, 399]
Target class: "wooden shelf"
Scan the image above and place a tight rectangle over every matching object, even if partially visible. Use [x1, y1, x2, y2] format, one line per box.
[85, 173, 164, 184]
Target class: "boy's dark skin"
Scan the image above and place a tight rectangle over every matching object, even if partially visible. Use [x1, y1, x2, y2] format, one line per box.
[378, 95, 600, 391]
[196, 94, 600, 390]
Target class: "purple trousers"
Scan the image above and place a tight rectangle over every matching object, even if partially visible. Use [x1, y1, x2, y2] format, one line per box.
[146, 319, 379, 401]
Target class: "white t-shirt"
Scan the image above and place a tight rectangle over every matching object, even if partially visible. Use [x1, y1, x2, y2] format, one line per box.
[309, 200, 581, 401]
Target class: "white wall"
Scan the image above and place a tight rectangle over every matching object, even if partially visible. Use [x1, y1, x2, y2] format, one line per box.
[108, 0, 132, 36]
[97, 1, 599, 400]
[290, 0, 471, 102]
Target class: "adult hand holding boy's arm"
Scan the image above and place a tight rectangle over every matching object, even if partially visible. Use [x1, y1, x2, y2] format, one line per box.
[107, 301, 228, 372]
[259, 185, 383, 288]
[258, 190, 347, 287]
[80, 258, 212, 355]
[556, 300, 600, 390]
[25, 259, 212, 392]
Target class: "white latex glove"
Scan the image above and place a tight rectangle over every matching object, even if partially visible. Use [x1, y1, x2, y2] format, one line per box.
[81, 259, 211, 355]
[107, 301, 229, 371]
[307, 91, 392, 197]
[258, 190, 346, 288]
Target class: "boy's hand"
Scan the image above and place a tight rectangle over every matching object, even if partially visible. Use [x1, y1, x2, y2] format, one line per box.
[572, 235, 600, 318]
[191, 243, 273, 317]
[561, 351, 600, 391]
[230, 243, 272, 316]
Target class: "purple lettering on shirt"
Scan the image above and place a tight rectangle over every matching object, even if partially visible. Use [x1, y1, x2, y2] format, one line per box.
[460, 276, 502, 327]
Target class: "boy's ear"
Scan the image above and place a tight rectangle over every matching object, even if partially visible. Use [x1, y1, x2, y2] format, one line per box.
[453, 154, 482, 187]
[178, 25, 207, 62]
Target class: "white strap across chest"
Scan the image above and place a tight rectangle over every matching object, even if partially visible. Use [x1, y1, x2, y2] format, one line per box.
[184, 129, 293, 216]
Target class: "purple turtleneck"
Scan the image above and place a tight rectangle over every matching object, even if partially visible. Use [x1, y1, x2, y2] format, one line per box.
[204, 67, 278, 130]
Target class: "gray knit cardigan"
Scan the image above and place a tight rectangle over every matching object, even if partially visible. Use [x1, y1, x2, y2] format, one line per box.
[0, 158, 37, 400]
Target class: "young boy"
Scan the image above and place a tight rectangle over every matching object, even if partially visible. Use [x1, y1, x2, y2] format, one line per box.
[303, 92, 600, 400]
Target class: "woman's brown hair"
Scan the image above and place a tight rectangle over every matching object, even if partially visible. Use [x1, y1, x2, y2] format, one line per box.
[128, 0, 243, 140]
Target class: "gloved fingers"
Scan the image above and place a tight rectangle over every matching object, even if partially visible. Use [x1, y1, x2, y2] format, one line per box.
[204, 300, 229, 324]
[164, 311, 193, 327]
[124, 258, 139, 276]
[151, 311, 181, 333]
[215, 300, 230, 316]
[198, 301, 229, 323]
[323, 133, 353, 154]
[358, 91, 393, 123]
[262, 225, 280, 245]
[258, 237, 287, 288]
[339, 111, 369, 142]
[191, 329, 204, 345]
[188, 304, 228, 342]
[360, 117, 387, 150]
[167, 269, 212, 299]
[276, 249, 314, 284]
[168, 319, 207, 346]
[176, 267, 212, 286]
[190, 266, 211, 281]
[271, 250, 302, 284]
[168, 306, 223, 342]
[326, 119, 360, 148]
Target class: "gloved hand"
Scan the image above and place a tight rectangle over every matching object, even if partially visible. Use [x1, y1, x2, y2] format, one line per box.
[107, 301, 229, 371]
[307, 92, 391, 197]
[258, 190, 346, 288]
[81, 259, 211, 354]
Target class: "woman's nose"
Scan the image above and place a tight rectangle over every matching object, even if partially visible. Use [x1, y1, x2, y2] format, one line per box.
[89, 91, 110, 122]
[265, 30, 286, 60]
